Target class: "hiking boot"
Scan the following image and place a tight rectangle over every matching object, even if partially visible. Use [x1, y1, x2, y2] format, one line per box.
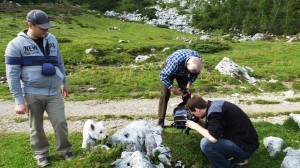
[157, 118, 165, 128]
[231, 159, 249, 167]
[37, 157, 50, 167]
[64, 152, 74, 161]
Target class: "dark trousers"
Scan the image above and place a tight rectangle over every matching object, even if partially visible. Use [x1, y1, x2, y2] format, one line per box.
[200, 138, 255, 168]
[158, 75, 191, 120]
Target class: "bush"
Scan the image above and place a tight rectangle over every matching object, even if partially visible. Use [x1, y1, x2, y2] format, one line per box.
[86, 0, 119, 12]
[253, 99, 280, 104]
[292, 81, 300, 91]
[257, 81, 288, 92]
[140, 8, 157, 20]
[126, 46, 163, 55]
[115, 0, 156, 13]
[236, 84, 260, 93]
[58, 37, 72, 43]
[192, 41, 230, 53]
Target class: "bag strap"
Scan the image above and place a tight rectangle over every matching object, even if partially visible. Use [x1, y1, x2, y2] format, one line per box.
[45, 41, 50, 57]
[5, 56, 58, 66]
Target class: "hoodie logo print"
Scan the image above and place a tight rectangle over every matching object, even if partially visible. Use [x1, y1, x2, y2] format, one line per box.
[48, 42, 56, 54]
[23, 43, 57, 55]
[23, 45, 39, 55]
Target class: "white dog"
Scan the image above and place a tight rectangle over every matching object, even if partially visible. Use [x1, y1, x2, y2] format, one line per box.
[82, 119, 107, 149]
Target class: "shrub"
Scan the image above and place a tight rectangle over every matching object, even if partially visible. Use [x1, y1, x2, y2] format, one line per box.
[58, 38, 72, 43]
[127, 46, 157, 55]
[192, 41, 231, 53]
[292, 81, 300, 91]
[86, 0, 119, 12]
[257, 81, 288, 92]
[285, 97, 300, 102]
[235, 83, 261, 93]
[140, 8, 157, 20]
[253, 99, 280, 104]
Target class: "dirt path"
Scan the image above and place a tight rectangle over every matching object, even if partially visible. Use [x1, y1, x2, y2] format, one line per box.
[1, 92, 299, 133]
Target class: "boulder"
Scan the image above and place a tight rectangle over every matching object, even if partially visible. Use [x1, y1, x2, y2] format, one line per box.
[263, 136, 284, 157]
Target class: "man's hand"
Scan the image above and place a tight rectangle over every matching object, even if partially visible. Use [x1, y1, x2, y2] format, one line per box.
[62, 87, 68, 98]
[186, 83, 191, 93]
[15, 104, 28, 115]
[186, 120, 217, 143]
[186, 120, 199, 130]
[170, 87, 182, 95]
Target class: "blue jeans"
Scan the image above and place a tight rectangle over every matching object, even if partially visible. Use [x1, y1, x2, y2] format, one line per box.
[200, 138, 255, 168]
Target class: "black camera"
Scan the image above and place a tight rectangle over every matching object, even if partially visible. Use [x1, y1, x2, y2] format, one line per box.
[182, 112, 199, 135]
[180, 87, 188, 94]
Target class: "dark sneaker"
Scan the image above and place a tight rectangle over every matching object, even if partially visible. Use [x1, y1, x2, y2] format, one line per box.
[231, 159, 249, 167]
[64, 152, 74, 161]
[37, 157, 50, 167]
[157, 118, 165, 128]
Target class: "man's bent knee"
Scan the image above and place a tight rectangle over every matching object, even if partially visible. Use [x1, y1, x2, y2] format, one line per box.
[200, 138, 214, 152]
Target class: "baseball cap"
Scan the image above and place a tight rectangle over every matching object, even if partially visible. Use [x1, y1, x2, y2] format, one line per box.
[26, 9, 54, 29]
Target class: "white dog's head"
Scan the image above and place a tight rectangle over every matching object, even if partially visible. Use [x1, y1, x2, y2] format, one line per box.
[84, 119, 107, 140]
[82, 120, 108, 149]
[88, 121, 107, 140]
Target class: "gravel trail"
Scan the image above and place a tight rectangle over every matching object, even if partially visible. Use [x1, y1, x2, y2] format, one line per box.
[1, 92, 299, 133]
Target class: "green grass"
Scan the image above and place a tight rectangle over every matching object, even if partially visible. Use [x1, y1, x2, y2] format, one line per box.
[248, 111, 300, 119]
[1, 3, 300, 168]
[1, 117, 299, 168]
[286, 97, 300, 102]
[1, 4, 300, 100]
[252, 99, 281, 105]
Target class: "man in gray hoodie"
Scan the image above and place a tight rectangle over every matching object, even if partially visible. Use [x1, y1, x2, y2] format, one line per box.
[5, 9, 73, 167]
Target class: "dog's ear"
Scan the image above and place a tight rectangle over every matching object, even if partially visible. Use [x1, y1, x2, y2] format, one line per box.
[91, 124, 95, 130]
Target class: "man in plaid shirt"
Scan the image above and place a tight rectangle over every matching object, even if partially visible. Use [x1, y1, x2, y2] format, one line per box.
[158, 49, 202, 127]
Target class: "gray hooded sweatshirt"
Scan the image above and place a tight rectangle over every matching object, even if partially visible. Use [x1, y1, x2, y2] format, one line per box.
[5, 30, 67, 104]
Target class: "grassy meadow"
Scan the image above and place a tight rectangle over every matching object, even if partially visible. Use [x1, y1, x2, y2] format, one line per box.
[0, 118, 299, 168]
[1, 3, 300, 168]
[1, 3, 300, 101]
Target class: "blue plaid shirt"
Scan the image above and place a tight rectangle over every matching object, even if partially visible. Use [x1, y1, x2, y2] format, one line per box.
[160, 49, 202, 89]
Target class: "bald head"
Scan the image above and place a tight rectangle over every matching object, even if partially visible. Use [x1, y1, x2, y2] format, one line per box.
[187, 57, 202, 73]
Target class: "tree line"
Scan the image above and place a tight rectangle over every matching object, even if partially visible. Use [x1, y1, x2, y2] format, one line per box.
[15, 0, 299, 35]
[191, 0, 300, 35]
